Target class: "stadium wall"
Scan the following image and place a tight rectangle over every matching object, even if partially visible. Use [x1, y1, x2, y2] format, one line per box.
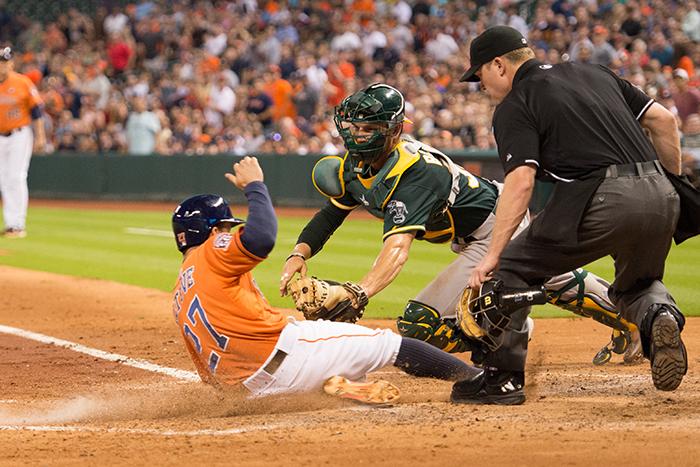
[28, 151, 511, 208]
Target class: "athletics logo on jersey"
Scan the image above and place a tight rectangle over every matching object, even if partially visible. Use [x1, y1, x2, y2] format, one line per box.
[387, 200, 408, 224]
[213, 233, 232, 249]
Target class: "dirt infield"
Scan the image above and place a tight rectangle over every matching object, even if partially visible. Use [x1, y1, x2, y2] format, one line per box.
[1, 265, 699, 466]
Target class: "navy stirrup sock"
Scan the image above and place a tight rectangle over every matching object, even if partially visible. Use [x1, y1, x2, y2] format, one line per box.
[394, 337, 481, 381]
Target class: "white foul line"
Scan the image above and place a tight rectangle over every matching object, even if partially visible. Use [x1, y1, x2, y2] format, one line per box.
[124, 227, 172, 237]
[0, 324, 200, 382]
[0, 424, 281, 436]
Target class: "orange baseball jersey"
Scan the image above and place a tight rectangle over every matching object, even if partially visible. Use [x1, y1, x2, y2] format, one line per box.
[0, 71, 43, 133]
[172, 228, 286, 385]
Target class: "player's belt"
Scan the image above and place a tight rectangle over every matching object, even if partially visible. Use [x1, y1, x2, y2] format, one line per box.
[0, 126, 26, 137]
[605, 160, 663, 178]
[262, 349, 288, 375]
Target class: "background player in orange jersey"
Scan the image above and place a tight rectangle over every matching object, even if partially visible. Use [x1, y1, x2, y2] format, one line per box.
[171, 156, 482, 403]
[0, 46, 46, 238]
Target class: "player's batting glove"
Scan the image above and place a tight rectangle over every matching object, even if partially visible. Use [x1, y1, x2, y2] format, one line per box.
[287, 277, 369, 323]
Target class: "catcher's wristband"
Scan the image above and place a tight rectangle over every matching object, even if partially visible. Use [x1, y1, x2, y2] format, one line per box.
[286, 252, 307, 262]
[343, 282, 369, 309]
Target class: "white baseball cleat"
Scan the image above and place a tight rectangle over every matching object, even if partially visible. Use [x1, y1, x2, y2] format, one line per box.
[323, 376, 400, 405]
[3, 228, 26, 239]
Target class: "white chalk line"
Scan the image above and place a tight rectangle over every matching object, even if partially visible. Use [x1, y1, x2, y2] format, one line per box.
[0, 324, 199, 382]
[124, 227, 171, 237]
[0, 423, 283, 436]
[0, 405, 407, 436]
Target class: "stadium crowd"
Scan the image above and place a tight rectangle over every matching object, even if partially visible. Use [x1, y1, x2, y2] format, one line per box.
[1, 0, 699, 170]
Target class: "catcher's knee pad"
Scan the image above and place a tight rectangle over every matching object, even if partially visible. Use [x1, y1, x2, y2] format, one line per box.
[546, 269, 637, 334]
[396, 300, 471, 353]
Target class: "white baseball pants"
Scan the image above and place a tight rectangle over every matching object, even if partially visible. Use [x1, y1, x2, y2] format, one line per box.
[243, 318, 402, 397]
[0, 126, 33, 230]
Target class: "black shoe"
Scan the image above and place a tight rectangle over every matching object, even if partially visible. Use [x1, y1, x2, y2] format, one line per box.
[650, 311, 687, 391]
[451, 370, 525, 405]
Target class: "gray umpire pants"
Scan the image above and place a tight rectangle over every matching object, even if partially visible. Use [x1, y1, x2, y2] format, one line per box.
[488, 169, 681, 372]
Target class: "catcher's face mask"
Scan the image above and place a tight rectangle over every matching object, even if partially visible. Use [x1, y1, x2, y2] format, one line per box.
[334, 83, 406, 165]
[457, 281, 512, 351]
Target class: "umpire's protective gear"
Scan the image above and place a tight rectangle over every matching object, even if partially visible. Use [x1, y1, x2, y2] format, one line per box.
[457, 280, 547, 351]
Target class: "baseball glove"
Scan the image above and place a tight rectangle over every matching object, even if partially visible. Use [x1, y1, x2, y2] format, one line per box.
[287, 277, 369, 323]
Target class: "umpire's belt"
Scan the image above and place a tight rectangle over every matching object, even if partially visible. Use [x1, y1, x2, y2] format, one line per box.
[605, 160, 663, 178]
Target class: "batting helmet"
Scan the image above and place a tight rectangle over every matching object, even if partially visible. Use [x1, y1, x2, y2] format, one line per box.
[172, 194, 245, 253]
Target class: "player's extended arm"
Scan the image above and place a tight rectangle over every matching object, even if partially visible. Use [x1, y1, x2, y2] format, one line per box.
[225, 156, 277, 257]
[239, 181, 277, 257]
[469, 164, 536, 289]
[280, 202, 352, 295]
[359, 231, 414, 297]
[640, 102, 682, 175]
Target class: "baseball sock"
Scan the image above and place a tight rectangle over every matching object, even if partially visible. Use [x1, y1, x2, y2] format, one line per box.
[394, 337, 482, 381]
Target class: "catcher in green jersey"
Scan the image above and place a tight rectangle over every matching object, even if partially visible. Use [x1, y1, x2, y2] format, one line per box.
[279, 82, 642, 366]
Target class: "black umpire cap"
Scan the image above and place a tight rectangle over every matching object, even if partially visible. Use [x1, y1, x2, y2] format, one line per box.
[459, 26, 529, 82]
[0, 46, 12, 61]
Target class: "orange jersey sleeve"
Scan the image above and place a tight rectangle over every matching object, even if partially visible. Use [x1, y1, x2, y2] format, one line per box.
[172, 229, 286, 385]
[0, 72, 43, 132]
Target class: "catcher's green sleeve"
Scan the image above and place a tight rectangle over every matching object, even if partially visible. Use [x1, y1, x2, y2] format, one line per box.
[297, 201, 352, 256]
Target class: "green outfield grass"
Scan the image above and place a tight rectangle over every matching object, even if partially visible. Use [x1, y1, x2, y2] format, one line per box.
[2, 205, 699, 319]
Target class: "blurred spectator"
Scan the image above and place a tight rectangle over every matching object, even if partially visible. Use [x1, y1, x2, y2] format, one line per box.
[682, 113, 700, 165]
[126, 97, 160, 155]
[246, 80, 274, 131]
[81, 63, 111, 110]
[590, 26, 618, 67]
[672, 69, 700, 124]
[104, 7, 129, 36]
[3, 0, 698, 158]
[107, 32, 134, 78]
[682, 1, 700, 43]
[206, 73, 236, 130]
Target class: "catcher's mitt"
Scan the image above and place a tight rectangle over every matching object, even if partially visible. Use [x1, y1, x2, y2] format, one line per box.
[287, 277, 369, 323]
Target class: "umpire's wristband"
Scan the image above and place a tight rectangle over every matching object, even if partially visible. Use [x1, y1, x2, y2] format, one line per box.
[286, 252, 307, 262]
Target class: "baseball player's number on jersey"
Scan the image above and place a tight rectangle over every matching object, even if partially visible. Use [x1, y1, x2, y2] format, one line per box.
[420, 149, 480, 189]
[184, 295, 229, 372]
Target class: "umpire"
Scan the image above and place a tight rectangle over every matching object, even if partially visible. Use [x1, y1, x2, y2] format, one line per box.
[452, 26, 688, 405]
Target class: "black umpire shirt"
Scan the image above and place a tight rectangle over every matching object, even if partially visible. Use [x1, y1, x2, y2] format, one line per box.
[493, 59, 656, 182]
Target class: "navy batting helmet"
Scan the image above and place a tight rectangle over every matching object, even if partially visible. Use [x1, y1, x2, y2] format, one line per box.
[172, 194, 245, 253]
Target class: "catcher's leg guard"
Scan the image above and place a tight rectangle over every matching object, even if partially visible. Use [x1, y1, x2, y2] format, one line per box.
[396, 300, 472, 353]
[545, 269, 639, 364]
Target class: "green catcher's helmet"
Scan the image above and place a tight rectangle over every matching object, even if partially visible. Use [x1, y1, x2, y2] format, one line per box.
[334, 83, 406, 165]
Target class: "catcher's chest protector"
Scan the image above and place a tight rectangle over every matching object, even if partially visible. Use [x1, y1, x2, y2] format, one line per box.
[336, 136, 498, 243]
